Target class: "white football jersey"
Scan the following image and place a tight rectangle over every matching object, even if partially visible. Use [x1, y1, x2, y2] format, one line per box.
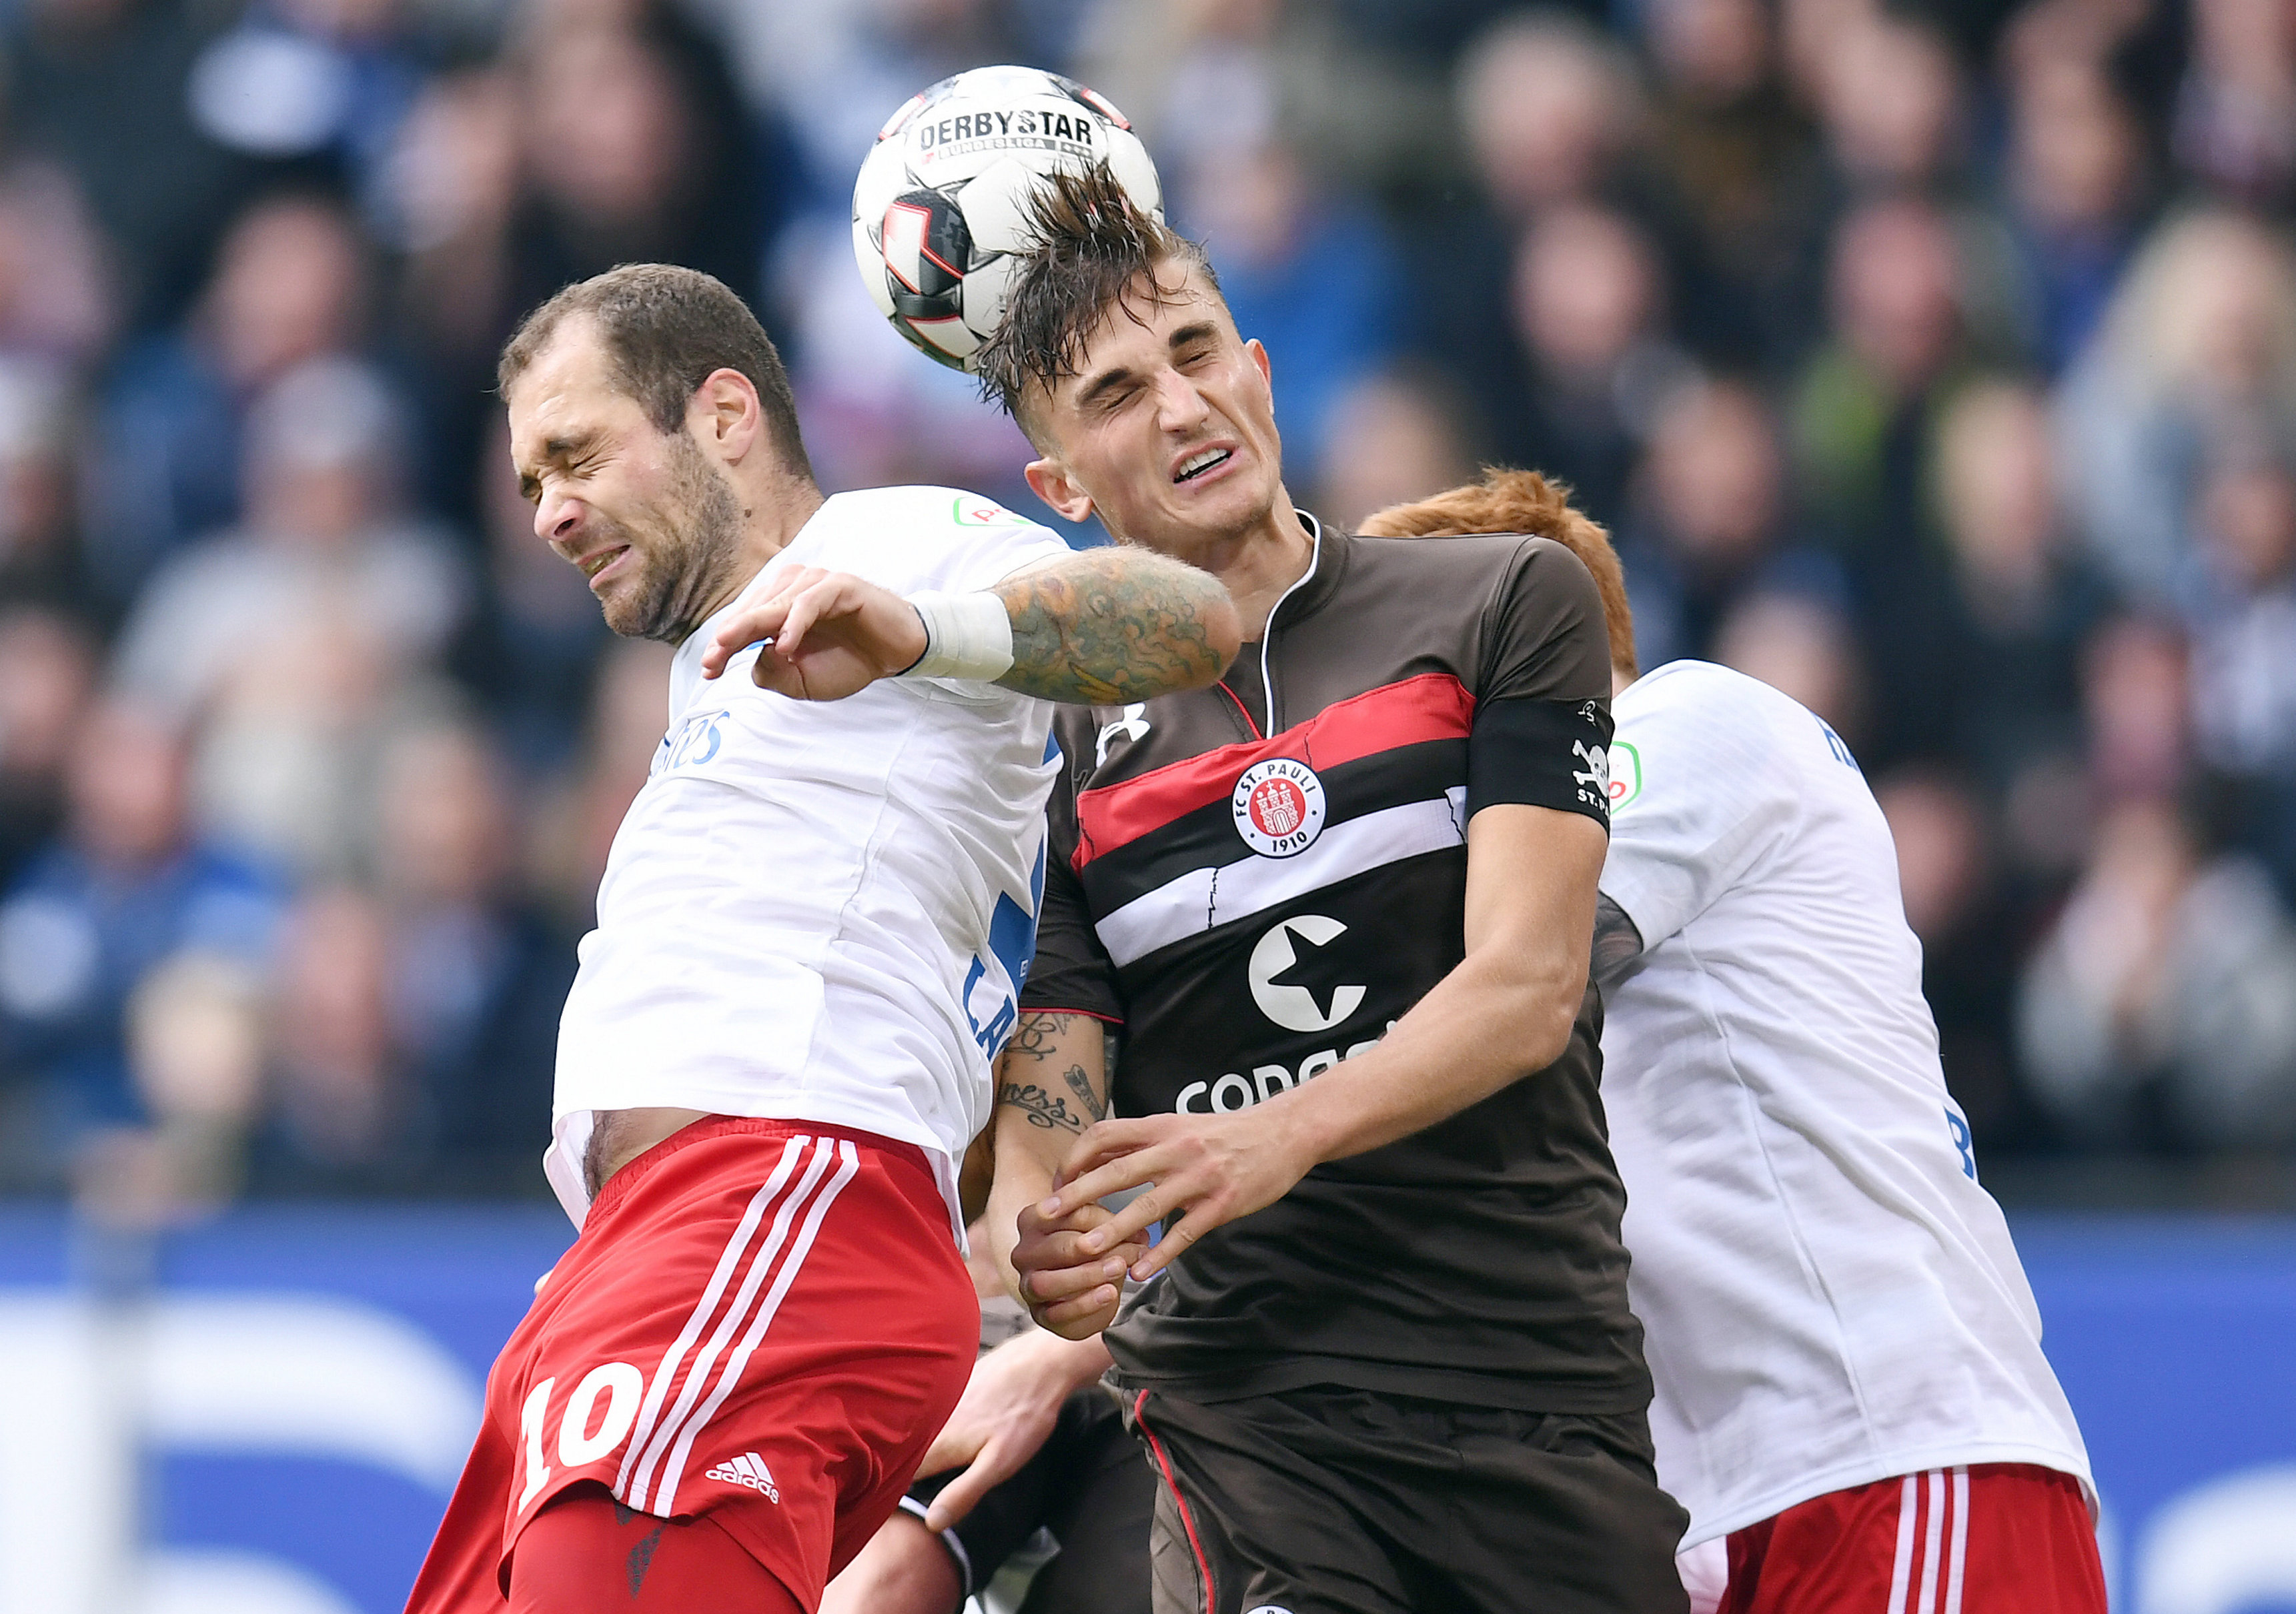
[546, 486, 1070, 1232]
[1598, 660, 2093, 1547]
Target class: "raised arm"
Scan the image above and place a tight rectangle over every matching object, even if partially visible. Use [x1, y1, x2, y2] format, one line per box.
[1024, 802, 1608, 1289]
[698, 546, 1238, 703]
[992, 546, 1238, 703]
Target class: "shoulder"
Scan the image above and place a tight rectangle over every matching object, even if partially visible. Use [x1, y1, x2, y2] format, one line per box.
[824, 485, 1067, 590]
[1343, 532, 1600, 632]
[1612, 662, 1853, 804]
[1344, 530, 1562, 582]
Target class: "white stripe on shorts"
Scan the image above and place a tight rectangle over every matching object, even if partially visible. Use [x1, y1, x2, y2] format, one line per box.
[1916, 1469, 1946, 1614]
[1944, 1467, 1970, 1614]
[654, 1139, 860, 1513]
[612, 1134, 810, 1504]
[622, 1135, 842, 1512]
[1887, 1473, 1918, 1614]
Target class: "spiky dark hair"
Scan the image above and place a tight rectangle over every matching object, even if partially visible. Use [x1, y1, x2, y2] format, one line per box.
[975, 163, 1221, 425]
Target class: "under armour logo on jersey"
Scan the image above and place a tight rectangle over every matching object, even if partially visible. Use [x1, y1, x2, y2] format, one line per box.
[704, 1452, 781, 1501]
[1095, 702, 1151, 766]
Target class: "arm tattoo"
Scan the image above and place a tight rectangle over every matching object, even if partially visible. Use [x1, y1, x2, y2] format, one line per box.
[997, 1013, 1115, 1132]
[1065, 1064, 1107, 1122]
[1005, 1011, 1065, 1065]
[997, 1076, 1092, 1132]
[993, 548, 1234, 704]
[1590, 892, 1646, 986]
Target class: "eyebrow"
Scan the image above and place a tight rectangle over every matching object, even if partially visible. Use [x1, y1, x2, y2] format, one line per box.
[1075, 363, 1139, 414]
[515, 430, 602, 498]
[1073, 322, 1225, 412]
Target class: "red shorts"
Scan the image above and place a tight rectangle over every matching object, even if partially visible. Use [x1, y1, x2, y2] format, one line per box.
[405, 1117, 977, 1613]
[1718, 1463, 2105, 1614]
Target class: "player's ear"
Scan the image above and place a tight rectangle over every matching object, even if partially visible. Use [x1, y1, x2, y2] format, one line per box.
[1245, 337, 1273, 391]
[1025, 456, 1095, 524]
[689, 367, 762, 463]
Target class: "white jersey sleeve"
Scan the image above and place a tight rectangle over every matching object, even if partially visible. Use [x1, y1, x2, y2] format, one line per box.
[1597, 674, 1805, 948]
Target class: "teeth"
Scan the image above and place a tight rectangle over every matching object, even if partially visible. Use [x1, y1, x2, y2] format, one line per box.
[1177, 449, 1229, 481]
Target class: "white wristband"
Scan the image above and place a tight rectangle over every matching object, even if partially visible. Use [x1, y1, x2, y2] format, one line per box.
[901, 590, 1015, 682]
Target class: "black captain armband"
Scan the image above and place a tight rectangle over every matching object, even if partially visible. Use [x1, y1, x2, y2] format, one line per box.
[1466, 696, 1616, 827]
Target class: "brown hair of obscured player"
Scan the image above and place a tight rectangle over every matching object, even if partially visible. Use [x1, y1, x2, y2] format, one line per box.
[497, 263, 813, 482]
[1359, 468, 1639, 683]
[975, 162, 1222, 436]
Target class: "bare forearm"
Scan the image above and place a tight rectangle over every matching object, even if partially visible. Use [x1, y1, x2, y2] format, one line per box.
[1265, 938, 1588, 1166]
[993, 547, 1239, 704]
[990, 1012, 1111, 1295]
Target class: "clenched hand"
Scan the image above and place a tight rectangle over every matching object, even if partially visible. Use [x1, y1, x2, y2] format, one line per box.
[699, 566, 929, 699]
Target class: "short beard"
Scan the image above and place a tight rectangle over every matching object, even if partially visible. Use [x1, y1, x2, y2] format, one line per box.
[602, 432, 748, 644]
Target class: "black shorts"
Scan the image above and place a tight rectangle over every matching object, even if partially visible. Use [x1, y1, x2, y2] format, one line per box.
[1125, 1386, 1690, 1614]
[907, 1383, 1153, 1614]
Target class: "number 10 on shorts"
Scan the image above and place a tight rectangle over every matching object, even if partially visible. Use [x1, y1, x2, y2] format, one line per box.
[518, 1363, 645, 1511]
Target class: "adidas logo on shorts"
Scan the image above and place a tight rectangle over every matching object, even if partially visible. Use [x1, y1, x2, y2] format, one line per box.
[704, 1452, 781, 1503]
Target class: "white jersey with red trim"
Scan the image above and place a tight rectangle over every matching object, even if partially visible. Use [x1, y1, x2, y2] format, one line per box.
[546, 486, 1069, 1231]
[1598, 660, 2093, 1546]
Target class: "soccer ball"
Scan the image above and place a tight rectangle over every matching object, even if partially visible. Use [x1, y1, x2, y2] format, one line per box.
[852, 65, 1164, 372]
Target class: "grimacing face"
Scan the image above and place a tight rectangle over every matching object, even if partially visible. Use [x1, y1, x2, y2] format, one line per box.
[1028, 261, 1285, 564]
[508, 318, 745, 644]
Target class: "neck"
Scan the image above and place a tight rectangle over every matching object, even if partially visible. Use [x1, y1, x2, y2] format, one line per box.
[687, 475, 826, 633]
[1183, 487, 1315, 640]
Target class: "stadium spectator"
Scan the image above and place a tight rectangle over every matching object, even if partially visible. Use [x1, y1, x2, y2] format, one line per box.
[2182, 445, 2296, 896]
[259, 882, 402, 1178]
[112, 357, 467, 878]
[0, 606, 98, 894]
[1501, 201, 1695, 523]
[2019, 798, 2296, 1149]
[1640, 0, 1826, 361]
[121, 950, 267, 1210]
[87, 192, 376, 596]
[185, 0, 432, 212]
[1612, 376, 1842, 672]
[1792, 197, 1972, 554]
[1902, 377, 2108, 790]
[0, 360, 101, 618]
[2084, 614, 2195, 806]
[371, 720, 570, 1176]
[524, 638, 671, 931]
[506, 18, 760, 317]
[1815, 12, 1965, 198]
[2004, 55, 2151, 377]
[1, 0, 251, 329]
[0, 700, 279, 1185]
[1879, 768, 2037, 1148]
[1310, 367, 1480, 532]
[2171, 0, 2296, 209]
[2056, 208, 2296, 602]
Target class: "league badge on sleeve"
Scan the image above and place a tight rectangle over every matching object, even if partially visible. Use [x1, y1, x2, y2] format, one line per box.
[1233, 758, 1326, 858]
[1605, 740, 1641, 811]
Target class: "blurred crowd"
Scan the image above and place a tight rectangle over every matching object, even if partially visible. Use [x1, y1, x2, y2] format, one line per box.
[3, 0, 2295, 1208]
